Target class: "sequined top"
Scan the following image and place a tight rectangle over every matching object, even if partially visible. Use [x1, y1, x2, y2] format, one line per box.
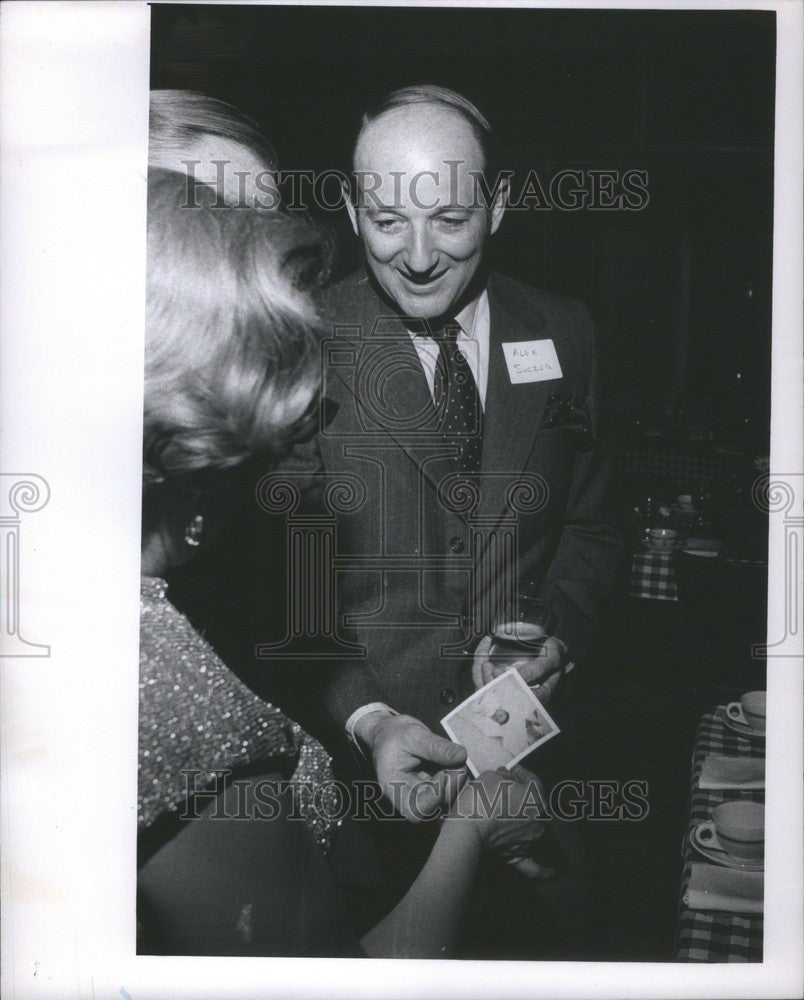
[138, 576, 337, 855]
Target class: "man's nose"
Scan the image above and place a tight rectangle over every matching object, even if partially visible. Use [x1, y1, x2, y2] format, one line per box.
[403, 227, 439, 272]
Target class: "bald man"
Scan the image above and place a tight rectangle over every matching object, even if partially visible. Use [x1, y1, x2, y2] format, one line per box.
[275, 84, 620, 956]
[285, 84, 617, 803]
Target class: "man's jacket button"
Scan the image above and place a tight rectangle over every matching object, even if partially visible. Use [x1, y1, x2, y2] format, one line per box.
[439, 688, 456, 706]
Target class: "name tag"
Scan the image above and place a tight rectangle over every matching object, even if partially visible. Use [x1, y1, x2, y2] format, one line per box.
[502, 339, 563, 384]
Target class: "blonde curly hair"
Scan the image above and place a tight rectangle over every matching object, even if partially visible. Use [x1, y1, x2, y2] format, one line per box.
[143, 165, 329, 489]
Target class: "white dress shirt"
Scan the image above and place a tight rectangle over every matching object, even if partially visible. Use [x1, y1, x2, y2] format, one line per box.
[406, 288, 490, 407]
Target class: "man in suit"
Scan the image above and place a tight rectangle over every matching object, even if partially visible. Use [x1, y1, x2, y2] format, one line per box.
[279, 85, 621, 825]
[268, 84, 622, 954]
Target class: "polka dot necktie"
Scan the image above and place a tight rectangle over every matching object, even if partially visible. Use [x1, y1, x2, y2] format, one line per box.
[432, 319, 484, 475]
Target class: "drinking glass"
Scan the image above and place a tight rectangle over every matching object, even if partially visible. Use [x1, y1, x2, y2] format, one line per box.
[490, 595, 557, 663]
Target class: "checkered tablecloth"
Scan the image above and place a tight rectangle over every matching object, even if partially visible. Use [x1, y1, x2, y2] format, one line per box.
[630, 547, 678, 601]
[675, 709, 765, 962]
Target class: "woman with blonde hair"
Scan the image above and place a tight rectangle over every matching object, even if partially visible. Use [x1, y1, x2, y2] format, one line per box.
[148, 87, 278, 204]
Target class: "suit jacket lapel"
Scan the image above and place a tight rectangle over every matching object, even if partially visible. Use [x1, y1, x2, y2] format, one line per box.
[479, 273, 555, 519]
[328, 273, 446, 494]
[326, 269, 558, 526]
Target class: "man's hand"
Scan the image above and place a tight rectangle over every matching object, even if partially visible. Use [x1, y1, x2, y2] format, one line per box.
[356, 712, 469, 823]
[471, 627, 569, 704]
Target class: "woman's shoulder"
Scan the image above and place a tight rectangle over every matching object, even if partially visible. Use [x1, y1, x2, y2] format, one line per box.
[138, 575, 307, 828]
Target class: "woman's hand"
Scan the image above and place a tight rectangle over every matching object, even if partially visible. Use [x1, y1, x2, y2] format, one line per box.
[448, 766, 554, 879]
[362, 766, 553, 957]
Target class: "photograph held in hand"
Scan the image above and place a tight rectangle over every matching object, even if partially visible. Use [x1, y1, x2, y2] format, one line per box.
[442, 669, 561, 777]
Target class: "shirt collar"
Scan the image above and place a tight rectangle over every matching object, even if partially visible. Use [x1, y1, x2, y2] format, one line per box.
[404, 286, 488, 341]
[454, 289, 485, 340]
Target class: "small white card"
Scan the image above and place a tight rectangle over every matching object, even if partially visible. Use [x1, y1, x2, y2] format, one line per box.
[502, 338, 563, 384]
[441, 670, 560, 777]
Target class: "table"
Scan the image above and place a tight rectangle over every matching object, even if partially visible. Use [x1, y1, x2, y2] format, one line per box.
[630, 546, 678, 601]
[675, 709, 765, 961]
[630, 542, 764, 605]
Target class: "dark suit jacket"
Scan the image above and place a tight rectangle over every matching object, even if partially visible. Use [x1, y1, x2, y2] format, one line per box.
[278, 267, 621, 735]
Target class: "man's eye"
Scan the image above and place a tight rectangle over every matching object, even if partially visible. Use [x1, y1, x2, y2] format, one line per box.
[372, 218, 402, 232]
[437, 216, 468, 228]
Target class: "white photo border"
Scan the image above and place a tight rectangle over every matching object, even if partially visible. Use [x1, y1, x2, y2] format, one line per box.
[441, 668, 560, 776]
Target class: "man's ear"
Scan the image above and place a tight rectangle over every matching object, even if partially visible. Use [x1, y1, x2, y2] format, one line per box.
[489, 175, 508, 236]
[343, 181, 360, 237]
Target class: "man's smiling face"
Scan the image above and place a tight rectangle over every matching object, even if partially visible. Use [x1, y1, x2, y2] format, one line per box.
[348, 105, 504, 320]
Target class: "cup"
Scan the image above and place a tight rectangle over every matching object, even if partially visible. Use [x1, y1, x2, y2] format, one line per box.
[694, 801, 765, 861]
[490, 600, 557, 662]
[648, 527, 678, 550]
[726, 691, 766, 733]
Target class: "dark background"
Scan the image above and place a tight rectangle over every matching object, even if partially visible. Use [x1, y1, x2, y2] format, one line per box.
[151, 5, 774, 961]
[151, 4, 775, 441]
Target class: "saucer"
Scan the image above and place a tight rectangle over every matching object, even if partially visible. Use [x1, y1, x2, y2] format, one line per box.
[689, 824, 764, 872]
[640, 539, 683, 553]
[722, 712, 766, 741]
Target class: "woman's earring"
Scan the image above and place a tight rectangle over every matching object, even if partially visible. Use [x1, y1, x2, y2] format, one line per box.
[183, 513, 204, 547]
